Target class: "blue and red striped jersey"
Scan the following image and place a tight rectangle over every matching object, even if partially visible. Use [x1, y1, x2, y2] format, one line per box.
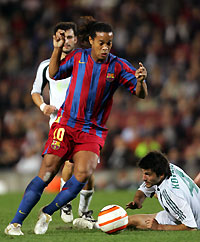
[54, 48, 138, 143]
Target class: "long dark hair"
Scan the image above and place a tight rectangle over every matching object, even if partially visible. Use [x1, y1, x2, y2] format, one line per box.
[77, 16, 113, 48]
[138, 151, 172, 178]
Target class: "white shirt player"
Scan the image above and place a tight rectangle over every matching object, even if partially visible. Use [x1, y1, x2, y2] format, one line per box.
[138, 163, 200, 229]
[31, 59, 71, 127]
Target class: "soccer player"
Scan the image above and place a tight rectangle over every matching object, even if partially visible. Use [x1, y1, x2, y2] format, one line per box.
[5, 17, 148, 236]
[126, 151, 200, 230]
[31, 22, 95, 224]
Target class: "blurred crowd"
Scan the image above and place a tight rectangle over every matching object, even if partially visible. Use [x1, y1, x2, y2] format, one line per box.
[0, 0, 200, 181]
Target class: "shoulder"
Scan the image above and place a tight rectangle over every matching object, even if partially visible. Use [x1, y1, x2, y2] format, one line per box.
[61, 49, 84, 64]
[110, 55, 136, 72]
[37, 59, 50, 71]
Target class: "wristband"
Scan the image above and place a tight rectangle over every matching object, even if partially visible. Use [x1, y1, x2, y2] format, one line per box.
[40, 103, 46, 112]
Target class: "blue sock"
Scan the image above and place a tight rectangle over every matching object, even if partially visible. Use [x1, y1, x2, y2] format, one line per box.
[11, 176, 47, 224]
[43, 175, 86, 215]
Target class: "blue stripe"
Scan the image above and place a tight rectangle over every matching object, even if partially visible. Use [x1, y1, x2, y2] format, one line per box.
[95, 62, 118, 136]
[44, 146, 49, 155]
[118, 57, 136, 71]
[116, 59, 137, 92]
[67, 53, 88, 127]
[54, 56, 75, 79]
[82, 62, 102, 134]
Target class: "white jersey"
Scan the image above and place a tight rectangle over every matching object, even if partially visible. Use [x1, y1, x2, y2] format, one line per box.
[138, 163, 200, 229]
[31, 59, 70, 127]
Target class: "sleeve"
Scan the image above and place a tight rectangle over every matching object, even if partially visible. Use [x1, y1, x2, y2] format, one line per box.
[117, 58, 138, 94]
[138, 182, 156, 198]
[161, 189, 197, 228]
[53, 49, 78, 80]
[31, 61, 49, 95]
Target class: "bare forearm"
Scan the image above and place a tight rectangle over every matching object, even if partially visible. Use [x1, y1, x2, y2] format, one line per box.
[32, 93, 44, 108]
[156, 224, 196, 231]
[134, 190, 146, 206]
[49, 47, 62, 78]
[135, 81, 148, 99]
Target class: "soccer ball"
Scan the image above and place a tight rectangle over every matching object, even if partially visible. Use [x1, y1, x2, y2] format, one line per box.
[97, 204, 128, 234]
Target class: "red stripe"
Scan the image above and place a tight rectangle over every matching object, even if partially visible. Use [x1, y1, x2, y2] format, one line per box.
[90, 63, 108, 126]
[62, 187, 69, 191]
[75, 55, 93, 129]
[98, 205, 119, 216]
[62, 52, 82, 124]
[116, 60, 136, 94]
[106, 224, 127, 234]
[99, 214, 127, 226]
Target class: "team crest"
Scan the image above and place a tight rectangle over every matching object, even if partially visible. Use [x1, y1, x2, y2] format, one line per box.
[106, 73, 114, 82]
[51, 140, 61, 150]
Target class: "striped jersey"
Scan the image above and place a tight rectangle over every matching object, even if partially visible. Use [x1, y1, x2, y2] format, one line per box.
[139, 163, 200, 229]
[53, 48, 138, 143]
[31, 59, 71, 127]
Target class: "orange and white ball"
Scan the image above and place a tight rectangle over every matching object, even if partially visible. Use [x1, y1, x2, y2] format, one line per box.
[97, 205, 128, 234]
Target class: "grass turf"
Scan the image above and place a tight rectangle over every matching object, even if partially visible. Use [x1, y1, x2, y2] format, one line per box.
[0, 190, 199, 242]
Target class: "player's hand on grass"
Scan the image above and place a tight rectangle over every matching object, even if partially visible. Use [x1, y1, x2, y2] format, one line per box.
[126, 201, 142, 210]
[145, 218, 159, 230]
[135, 62, 147, 82]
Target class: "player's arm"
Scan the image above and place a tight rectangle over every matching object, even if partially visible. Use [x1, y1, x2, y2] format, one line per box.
[135, 62, 148, 99]
[194, 172, 200, 187]
[31, 92, 57, 116]
[49, 30, 65, 78]
[145, 218, 197, 231]
[126, 190, 146, 209]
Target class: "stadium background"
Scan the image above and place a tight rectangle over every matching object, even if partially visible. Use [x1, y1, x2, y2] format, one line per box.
[0, 0, 200, 192]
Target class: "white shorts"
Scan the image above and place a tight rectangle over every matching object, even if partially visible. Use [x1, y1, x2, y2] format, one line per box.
[155, 211, 179, 225]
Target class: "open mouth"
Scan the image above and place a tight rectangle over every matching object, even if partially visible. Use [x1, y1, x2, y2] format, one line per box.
[101, 53, 108, 58]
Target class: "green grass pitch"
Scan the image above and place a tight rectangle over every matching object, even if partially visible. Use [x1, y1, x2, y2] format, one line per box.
[0, 190, 199, 242]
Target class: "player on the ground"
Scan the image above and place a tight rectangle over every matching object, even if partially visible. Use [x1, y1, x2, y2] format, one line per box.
[31, 22, 95, 224]
[5, 16, 148, 236]
[126, 151, 200, 230]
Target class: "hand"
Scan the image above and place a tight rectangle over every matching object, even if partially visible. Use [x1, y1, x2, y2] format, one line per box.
[53, 29, 65, 48]
[145, 218, 159, 230]
[43, 105, 57, 116]
[135, 62, 147, 82]
[126, 201, 142, 210]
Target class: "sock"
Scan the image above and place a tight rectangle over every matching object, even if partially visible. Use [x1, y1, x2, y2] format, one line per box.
[60, 177, 71, 205]
[78, 189, 94, 214]
[60, 178, 65, 191]
[43, 175, 86, 215]
[11, 176, 47, 225]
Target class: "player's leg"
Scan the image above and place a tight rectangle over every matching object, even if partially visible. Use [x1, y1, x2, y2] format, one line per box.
[60, 160, 74, 223]
[128, 214, 157, 229]
[35, 150, 98, 234]
[78, 174, 95, 220]
[5, 154, 62, 236]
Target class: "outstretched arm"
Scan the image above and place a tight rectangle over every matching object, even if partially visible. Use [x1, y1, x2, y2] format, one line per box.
[49, 30, 65, 78]
[145, 218, 197, 231]
[126, 190, 146, 210]
[135, 62, 148, 99]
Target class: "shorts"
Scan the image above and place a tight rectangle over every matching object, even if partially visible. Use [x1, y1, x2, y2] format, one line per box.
[42, 123, 102, 160]
[155, 211, 178, 225]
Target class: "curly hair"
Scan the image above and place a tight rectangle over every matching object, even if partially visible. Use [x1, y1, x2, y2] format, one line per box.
[77, 16, 113, 48]
[138, 151, 172, 178]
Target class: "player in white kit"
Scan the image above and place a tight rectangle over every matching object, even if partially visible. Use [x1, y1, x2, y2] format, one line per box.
[126, 151, 200, 230]
[31, 22, 95, 224]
